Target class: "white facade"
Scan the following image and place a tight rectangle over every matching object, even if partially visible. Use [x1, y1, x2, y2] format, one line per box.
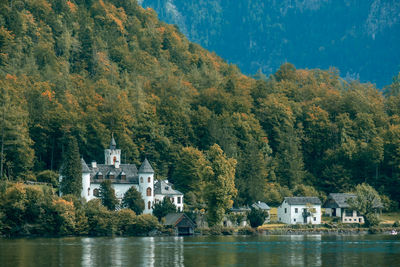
[154, 194, 184, 212]
[325, 208, 364, 223]
[278, 198, 321, 225]
[71, 136, 184, 215]
[138, 169, 154, 214]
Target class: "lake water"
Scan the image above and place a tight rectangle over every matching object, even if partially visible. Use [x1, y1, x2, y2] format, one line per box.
[0, 235, 399, 267]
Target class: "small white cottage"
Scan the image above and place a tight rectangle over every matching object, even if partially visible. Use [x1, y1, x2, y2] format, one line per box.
[277, 197, 322, 224]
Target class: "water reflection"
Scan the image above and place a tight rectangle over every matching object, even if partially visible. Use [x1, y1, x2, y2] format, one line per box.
[1, 235, 400, 267]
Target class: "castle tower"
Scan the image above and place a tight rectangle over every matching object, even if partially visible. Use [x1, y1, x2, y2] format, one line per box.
[104, 134, 121, 167]
[81, 158, 91, 199]
[138, 158, 155, 214]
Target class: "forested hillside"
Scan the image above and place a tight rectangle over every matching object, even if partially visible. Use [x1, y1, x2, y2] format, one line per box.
[1, 0, 400, 207]
[140, 0, 400, 87]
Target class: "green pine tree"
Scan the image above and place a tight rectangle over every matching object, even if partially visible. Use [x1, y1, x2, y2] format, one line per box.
[60, 136, 82, 197]
[122, 186, 145, 214]
[99, 180, 118, 211]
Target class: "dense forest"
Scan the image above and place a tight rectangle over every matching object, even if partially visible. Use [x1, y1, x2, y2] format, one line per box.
[0, 0, 400, 211]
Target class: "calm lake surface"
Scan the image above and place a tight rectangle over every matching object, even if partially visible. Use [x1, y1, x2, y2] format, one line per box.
[1, 235, 399, 267]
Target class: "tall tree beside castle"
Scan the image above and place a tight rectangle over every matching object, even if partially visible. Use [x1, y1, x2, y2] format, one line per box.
[60, 136, 82, 197]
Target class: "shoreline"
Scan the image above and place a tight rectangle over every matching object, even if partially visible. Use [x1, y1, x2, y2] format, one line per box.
[3, 226, 398, 239]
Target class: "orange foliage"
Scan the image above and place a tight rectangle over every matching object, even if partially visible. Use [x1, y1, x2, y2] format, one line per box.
[171, 31, 182, 43]
[66, 1, 77, 13]
[157, 27, 166, 34]
[5, 74, 17, 82]
[99, 0, 127, 33]
[41, 89, 55, 101]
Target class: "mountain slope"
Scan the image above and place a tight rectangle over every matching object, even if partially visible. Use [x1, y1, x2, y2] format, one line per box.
[141, 0, 400, 87]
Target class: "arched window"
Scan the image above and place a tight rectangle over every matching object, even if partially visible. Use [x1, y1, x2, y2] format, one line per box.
[88, 188, 90, 196]
[148, 201, 151, 210]
[148, 177, 151, 183]
[140, 177, 143, 183]
[113, 156, 116, 164]
[147, 187, 152, 196]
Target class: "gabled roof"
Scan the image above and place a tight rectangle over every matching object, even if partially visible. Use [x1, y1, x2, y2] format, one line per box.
[252, 201, 270, 210]
[89, 164, 138, 184]
[154, 180, 183, 196]
[284, 197, 321, 205]
[138, 158, 154, 173]
[323, 193, 383, 209]
[163, 213, 195, 227]
[81, 158, 91, 173]
[322, 193, 355, 208]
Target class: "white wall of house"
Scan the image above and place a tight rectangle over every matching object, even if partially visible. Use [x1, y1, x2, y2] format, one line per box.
[325, 208, 342, 217]
[85, 183, 139, 202]
[278, 201, 321, 224]
[154, 194, 184, 212]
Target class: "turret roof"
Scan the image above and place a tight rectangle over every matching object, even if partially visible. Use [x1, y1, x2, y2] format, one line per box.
[81, 158, 91, 173]
[138, 158, 154, 173]
[110, 134, 116, 149]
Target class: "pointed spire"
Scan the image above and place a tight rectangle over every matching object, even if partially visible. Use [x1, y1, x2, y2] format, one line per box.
[138, 158, 154, 173]
[110, 133, 116, 149]
[81, 158, 91, 173]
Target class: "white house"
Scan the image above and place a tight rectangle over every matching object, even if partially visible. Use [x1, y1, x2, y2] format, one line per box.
[322, 193, 365, 223]
[278, 197, 322, 224]
[62, 135, 184, 214]
[154, 180, 184, 212]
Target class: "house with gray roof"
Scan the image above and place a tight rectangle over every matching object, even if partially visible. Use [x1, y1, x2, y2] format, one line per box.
[322, 193, 381, 224]
[154, 180, 184, 212]
[61, 135, 184, 215]
[277, 197, 322, 224]
[163, 213, 195, 235]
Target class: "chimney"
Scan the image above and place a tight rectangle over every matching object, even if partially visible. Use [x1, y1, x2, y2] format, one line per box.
[91, 161, 97, 168]
[115, 160, 120, 169]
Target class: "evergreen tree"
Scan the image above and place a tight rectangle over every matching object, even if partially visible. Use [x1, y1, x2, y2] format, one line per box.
[247, 207, 267, 228]
[152, 197, 177, 221]
[60, 136, 82, 197]
[122, 187, 144, 214]
[99, 180, 118, 211]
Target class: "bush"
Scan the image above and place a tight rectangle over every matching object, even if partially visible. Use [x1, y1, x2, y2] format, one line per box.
[393, 221, 400, 227]
[127, 214, 159, 235]
[365, 213, 380, 227]
[247, 208, 267, 228]
[237, 226, 256, 235]
[37, 170, 59, 187]
[85, 199, 115, 236]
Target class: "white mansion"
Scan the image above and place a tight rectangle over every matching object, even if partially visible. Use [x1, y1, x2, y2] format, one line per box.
[79, 136, 184, 214]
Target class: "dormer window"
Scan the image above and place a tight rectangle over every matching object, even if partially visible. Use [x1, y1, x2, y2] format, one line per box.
[108, 171, 115, 179]
[121, 171, 126, 180]
[97, 172, 103, 179]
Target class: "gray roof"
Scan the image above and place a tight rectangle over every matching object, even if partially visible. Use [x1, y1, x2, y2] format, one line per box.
[139, 158, 154, 173]
[284, 197, 321, 205]
[81, 158, 91, 173]
[252, 201, 271, 210]
[322, 193, 355, 208]
[323, 193, 383, 209]
[154, 180, 183, 196]
[163, 213, 195, 227]
[89, 163, 138, 184]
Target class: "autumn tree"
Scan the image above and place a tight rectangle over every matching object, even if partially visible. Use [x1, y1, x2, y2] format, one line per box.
[204, 144, 237, 226]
